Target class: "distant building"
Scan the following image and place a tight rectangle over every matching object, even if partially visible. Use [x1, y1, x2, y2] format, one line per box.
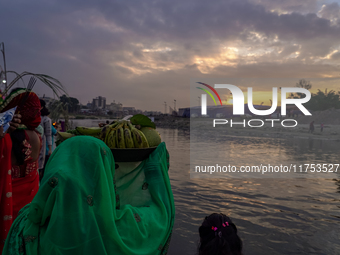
[107, 100, 123, 112]
[92, 98, 99, 109]
[80, 109, 91, 113]
[144, 111, 162, 116]
[123, 107, 136, 115]
[86, 102, 92, 109]
[92, 96, 106, 109]
[99, 96, 106, 109]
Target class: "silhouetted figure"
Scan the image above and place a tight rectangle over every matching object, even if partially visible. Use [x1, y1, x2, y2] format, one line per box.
[309, 121, 315, 133]
[198, 213, 243, 255]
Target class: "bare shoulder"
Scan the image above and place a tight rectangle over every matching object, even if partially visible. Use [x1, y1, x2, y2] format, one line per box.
[26, 130, 41, 162]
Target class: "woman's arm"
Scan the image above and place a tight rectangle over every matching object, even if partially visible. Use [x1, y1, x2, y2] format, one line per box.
[44, 118, 53, 155]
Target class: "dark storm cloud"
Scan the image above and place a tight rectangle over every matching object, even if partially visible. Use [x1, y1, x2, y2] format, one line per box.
[0, 0, 339, 110]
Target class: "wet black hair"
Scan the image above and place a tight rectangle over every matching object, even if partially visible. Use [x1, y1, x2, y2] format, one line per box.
[40, 99, 50, 116]
[10, 129, 26, 166]
[40, 99, 46, 107]
[41, 107, 50, 116]
[198, 213, 243, 255]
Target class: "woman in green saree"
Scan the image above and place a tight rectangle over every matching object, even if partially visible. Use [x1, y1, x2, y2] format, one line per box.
[3, 136, 175, 255]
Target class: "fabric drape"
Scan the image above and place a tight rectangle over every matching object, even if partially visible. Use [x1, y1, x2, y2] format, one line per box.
[4, 136, 175, 255]
[0, 134, 13, 253]
[11, 168, 39, 220]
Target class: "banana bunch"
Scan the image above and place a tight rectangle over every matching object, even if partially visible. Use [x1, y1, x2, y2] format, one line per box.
[103, 120, 149, 149]
[58, 120, 150, 149]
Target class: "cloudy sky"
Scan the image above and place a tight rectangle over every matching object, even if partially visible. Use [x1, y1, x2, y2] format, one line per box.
[1, 0, 340, 111]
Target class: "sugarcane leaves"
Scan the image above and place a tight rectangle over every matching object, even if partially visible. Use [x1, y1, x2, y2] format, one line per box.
[130, 114, 156, 129]
[3, 71, 67, 97]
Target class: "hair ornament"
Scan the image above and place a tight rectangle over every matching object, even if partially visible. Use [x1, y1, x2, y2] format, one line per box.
[222, 222, 229, 227]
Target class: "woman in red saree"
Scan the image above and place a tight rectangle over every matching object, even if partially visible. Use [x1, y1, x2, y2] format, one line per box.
[11, 128, 42, 219]
[0, 89, 42, 252]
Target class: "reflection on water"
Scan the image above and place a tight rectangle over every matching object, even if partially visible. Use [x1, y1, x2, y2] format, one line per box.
[190, 124, 340, 178]
[72, 120, 340, 254]
[159, 128, 340, 255]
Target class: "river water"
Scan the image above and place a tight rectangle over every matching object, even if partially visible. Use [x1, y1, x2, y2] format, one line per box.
[72, 119, 340, 255]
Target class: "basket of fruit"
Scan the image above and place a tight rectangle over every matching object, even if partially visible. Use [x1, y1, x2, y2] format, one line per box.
[57, 114, 162, 162]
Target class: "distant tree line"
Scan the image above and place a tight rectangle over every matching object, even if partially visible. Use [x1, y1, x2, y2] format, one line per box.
[289, 79, 340, 111]
[59, 94, 80, 113]
[48, 95, 80, 125]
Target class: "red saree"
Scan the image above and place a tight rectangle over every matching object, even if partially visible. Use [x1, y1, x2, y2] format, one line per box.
[11, 166, 39, 220]
[11, 130, 41, 220]
[0, 134, 13, 252]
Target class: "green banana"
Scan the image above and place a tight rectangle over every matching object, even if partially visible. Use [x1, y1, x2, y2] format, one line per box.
[130, 127, 143, 148]
[105, 127, 115, 145]
[99, 125, 109, 141]
[109, 121, 120, 129]
[127, 121, 134, 130]
[124, 124, 134, 148]
[116, 127, 126, 148]
[128, 121, 142, 148]
[76, 126, 102, 136]
[104, 123, 123, 145]
[137, 129, 149, 148]
[57, 132, 75, 141]
[104, 127, 112, 145]
[107, 129, 117, 148]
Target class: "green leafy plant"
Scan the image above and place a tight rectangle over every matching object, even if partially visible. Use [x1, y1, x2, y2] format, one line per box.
[130, 114, 156, 129]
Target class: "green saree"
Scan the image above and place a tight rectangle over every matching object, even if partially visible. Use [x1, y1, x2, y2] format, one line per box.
[3, 136, 175, 255]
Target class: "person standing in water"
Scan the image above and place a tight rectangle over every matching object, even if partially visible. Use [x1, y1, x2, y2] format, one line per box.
[309, 121, 315, 133]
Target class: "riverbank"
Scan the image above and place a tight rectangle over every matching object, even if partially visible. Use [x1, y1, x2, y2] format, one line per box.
[154, 116, 340, 140]
[67, 112, 340, 141]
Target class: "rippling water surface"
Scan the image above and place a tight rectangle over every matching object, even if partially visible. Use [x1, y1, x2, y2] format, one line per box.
[72, 120, 340, 255]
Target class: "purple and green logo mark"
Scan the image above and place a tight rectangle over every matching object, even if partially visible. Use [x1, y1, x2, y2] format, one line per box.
[196, 82, 222, 106]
